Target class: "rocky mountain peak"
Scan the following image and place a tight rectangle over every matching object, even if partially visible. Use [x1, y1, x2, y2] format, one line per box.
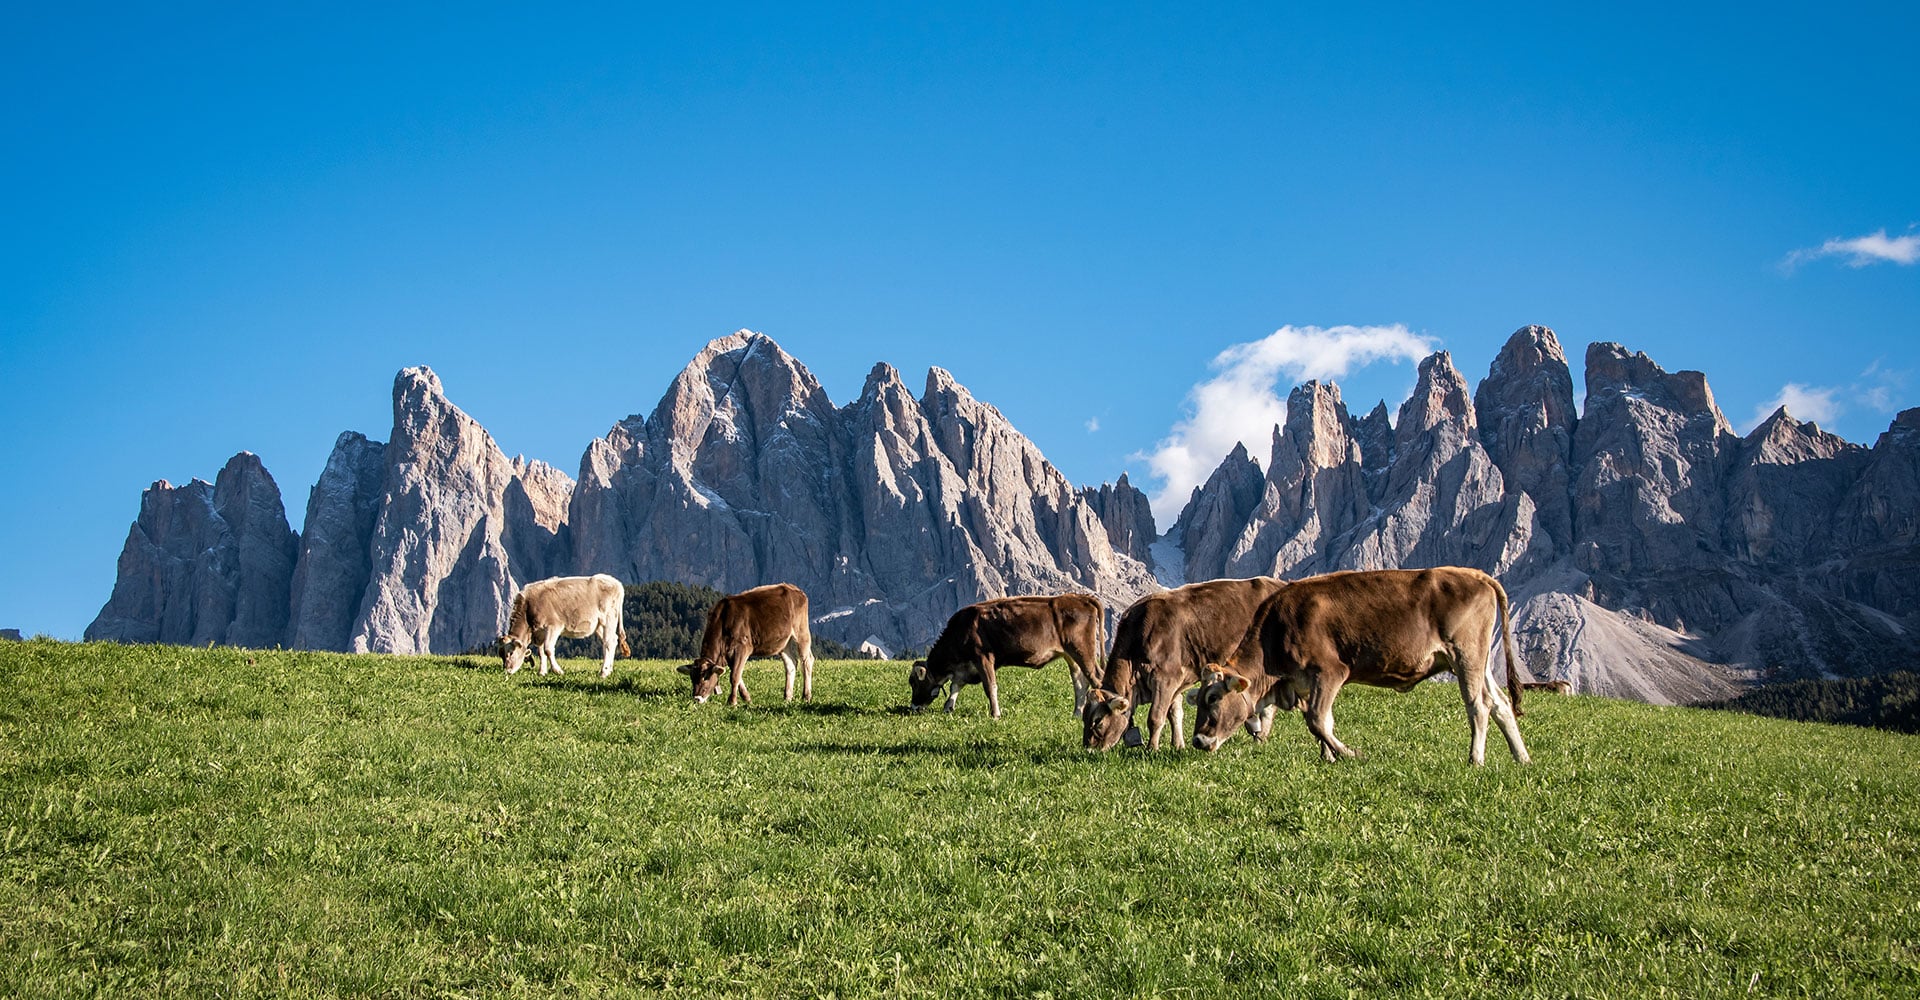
[1584, 342, 1734, 436]
[1744, 407, 1858, 465]
[87, 451, 298, 648]
[1396, 350, 1476, 445]
[1280, 380, 1354, 470]
[1476, 325, 1578, 551]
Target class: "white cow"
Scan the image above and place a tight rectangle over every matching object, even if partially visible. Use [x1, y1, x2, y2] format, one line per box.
[498, 574, 630, 678]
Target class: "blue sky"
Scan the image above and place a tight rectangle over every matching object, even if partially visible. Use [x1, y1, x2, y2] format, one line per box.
[4, 3, 1915, 639]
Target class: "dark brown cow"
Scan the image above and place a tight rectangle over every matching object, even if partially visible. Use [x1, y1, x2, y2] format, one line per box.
[678, 583, 814, 706]
[1082, 576, 1288, 751]
[908, 594, 1104, 718]
[1190, 567, 1531, 765]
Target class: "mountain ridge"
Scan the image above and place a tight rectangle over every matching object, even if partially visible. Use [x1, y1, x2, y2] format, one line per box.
[86, 327, 1920, 704]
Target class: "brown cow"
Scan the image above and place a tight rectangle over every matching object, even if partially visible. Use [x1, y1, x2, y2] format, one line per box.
[678, 583, 814, 706]
[908, 594, 1104, 718]
[498, 574, 630, 677]
[1082, 576, 1288, 751]
[1190, 567, 1531, 765]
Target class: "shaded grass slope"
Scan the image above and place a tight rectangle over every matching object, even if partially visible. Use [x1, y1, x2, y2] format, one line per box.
[1, 640, 1916, 998]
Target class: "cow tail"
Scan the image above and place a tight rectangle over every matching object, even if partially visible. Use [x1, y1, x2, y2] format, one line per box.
[1096, 601, 1108, 683]
[1495, 578, 1523, 717]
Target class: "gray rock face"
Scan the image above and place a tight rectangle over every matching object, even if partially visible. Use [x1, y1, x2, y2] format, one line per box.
[1080, 473, 1158, 568]
[1569, 342, 1743, 630]
[1170, 441, 1265, 584]
[1182, 353, 1537, 583]
[1339, 352, 1539, 578]
[1222, 381, 1368, 578]
[349, 367, 574, 655]
[566, 333, 1156, 649]
[287, 432, 387, 651]
[1476, 326, 1578, 552]
[87, 452, 298, 647]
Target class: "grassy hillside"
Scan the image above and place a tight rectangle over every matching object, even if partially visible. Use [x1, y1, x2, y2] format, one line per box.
[2, 640, 1916, 998]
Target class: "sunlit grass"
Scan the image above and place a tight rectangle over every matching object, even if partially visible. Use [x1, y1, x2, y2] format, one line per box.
[2, 638, 1916, 997]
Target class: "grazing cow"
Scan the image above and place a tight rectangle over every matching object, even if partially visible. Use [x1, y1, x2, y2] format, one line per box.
[498, 574, 630, 678]
[1523, 680, 1572, 694]
[908, 594, 1104, 718]
[1190, 567, 1531, 765]
[679, 583, 814, 706]
[1082, 576, 1288, 751]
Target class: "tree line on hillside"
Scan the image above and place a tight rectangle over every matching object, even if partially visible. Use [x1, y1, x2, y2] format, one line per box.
[1698, 671, 1920, 735]
[552, 581, 864, 660]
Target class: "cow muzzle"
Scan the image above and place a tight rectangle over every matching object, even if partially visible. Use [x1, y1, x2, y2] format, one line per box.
[1192, 733, 1224, 752]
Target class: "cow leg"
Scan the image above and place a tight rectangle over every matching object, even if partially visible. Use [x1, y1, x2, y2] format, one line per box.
[1070, 665, 1091, 717]
[728, 650, 751, 707]
[1303, 668, 1355, 761]
[599, 621, 617, 678]
[781, 647, 797, 702]
[983, 660, 1003, 719]
[1145, 682, 1182, 750]
[943, 678, 962, 713]
[1064, 646, 1093, 716]
[798, 633, 814, 701]
[541, 630, 563, 676]
[1458, 652, 1531, 765]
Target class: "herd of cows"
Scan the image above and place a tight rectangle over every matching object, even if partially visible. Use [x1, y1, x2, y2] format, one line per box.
[496, 567, 1539, 765]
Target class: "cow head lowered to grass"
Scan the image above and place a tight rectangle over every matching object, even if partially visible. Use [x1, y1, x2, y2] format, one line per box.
[906, 659, 944, 712]
[498, 634, 533, 675]
[677, 657, 727, 703]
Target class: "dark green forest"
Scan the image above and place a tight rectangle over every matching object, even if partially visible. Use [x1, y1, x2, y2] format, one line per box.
[1699, 670, 1920, 734]
[555, 581, 860, 660]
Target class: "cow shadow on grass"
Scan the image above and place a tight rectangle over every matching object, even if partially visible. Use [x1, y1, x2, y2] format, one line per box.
[520, 674, 688, 702]
[791, 737, 1093, 769]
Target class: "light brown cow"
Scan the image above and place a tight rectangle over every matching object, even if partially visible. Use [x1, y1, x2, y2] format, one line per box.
[498, 574, 630, 678]
[908, 594, 1104, 718]
[679, 583, 814, 706]
[1082, 576, 1288, 751]
[1190, 567, 1531, 765]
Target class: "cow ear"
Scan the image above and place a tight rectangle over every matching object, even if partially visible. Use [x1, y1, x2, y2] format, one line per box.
[1229, 674, 1252, 694]
[910, 663, 927, 681]
[1105, 694, 1130, 713]
[676, 662, 695, 676]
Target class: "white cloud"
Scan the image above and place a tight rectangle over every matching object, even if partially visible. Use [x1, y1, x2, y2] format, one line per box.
[1085, 417, 1100, 433]
[1749, 382, 1843, 431]
[1135, 324, 1437, 525]
[1782, 227, 1920, 271]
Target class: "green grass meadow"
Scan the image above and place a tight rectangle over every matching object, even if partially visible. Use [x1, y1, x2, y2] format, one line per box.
[2, 639, 1917, 998]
